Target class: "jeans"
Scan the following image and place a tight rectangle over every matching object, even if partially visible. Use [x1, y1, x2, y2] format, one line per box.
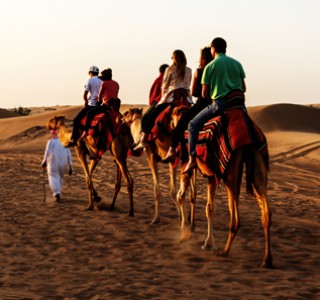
[171, 97, 212, 149]
[188, 99, 227, 156]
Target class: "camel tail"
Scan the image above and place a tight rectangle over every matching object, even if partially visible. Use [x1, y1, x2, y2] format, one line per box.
[244, 145, 255, 197]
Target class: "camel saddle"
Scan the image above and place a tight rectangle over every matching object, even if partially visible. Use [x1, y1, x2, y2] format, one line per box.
[148, 99, 191, 143]
[184, 107, 269, 180]
[81, 110, 130, 158]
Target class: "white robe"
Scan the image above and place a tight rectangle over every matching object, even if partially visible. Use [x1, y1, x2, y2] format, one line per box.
[42, 138, 72, 196]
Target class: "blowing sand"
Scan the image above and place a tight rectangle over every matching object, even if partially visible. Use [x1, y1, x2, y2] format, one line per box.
[0, 103, 319, 299]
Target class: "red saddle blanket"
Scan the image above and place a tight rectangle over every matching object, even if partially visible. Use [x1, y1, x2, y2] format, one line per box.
[184, 107, 269, 179]
[148, 101, 191, 143]
[81, 110, 130, 158]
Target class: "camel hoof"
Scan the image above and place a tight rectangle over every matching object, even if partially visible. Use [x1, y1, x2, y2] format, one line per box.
[85, 206, 94, 211]
[189, 224, 196, 233]
[202, 244, 211, 251]
[261, 258, 273, 269]
[150, 217, 160, 224]
[109, 205, 115, 211]
[216, 250, 228, 257]
[180, 232, 192, 243]
[128, 211, 134, 217]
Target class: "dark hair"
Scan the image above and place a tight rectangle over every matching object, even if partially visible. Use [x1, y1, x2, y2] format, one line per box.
[199, 47, 213, 69]
[99, 68, 112, 80]
[211, 37, 227, 54]
[159, 64, 169, 74]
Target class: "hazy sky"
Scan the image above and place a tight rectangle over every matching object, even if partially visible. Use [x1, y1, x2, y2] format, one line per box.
[0, 0, 319, 109]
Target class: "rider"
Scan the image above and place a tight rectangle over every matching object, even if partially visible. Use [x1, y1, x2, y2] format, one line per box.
[183, 37, 246, 173]
[137, 64, 169, 147]
[163, 47, 213, 162]
[149, 64, 169, 106]
[134, 50, 192, 151]
[67, 66, 102, 147]
[80, 68, 120, 138]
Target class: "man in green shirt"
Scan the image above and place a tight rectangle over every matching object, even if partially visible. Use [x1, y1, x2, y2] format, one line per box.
[183, 37, 246, 173]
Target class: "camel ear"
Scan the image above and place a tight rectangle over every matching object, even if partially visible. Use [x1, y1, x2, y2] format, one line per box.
[47, 115, 60, 130]
[139, 108, 143, 114]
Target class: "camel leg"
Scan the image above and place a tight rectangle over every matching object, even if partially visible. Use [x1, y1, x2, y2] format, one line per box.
[76, 148, 94, 210]
[252, 153, 273, 268]
[168, 161, 178, 216]
[115, 159, 134, 217]
[219, 183, 241, 257]
[177, 173, 192, 242]
[89, 159, 101, 202]
[110, 137, 134, 216]
[122, 166, 134, 217]
[147, 154, 161, 224]
[188, 168, 197, 232]
[202, 177, 217, 251]
[219, 150, 243, 257]
[109, 160, 122, 211]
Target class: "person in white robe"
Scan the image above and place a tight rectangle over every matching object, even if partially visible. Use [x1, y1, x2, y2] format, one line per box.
[41, 129, 72, 202]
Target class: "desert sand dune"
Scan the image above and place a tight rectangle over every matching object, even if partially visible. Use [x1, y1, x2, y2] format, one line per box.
[247, 103, 320, 133]
[0, 103, 319, 299]
[0, 108, 19, 119]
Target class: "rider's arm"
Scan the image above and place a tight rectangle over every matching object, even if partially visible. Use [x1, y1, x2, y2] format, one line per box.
[202, 84, 210, 100]
[241, 79, 246, 93]
[83, 91, 89, 106]
[191, 69, 199, 97]
[98, 84, 104, 105]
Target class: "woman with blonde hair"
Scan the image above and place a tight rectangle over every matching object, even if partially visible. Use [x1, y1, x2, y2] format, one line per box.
[163, 46, 213, 162]
[134, 49, 192, 150]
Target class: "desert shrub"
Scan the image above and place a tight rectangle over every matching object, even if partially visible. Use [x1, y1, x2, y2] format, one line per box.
[9, 106, 31, 116]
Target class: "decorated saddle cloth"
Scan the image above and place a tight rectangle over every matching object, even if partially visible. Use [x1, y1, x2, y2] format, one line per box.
[149, 99, 191, 142]
[82, 110, 130, 157]
[184, 107, 269, 179]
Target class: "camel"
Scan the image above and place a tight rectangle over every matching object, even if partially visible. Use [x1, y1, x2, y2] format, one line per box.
[122, 108, 196, 227]
[173, 107, 273, 268]
[47, 115, 134, 216]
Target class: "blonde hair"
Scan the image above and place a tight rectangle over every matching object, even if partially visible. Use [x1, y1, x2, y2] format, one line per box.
[172, 50, 187, 80]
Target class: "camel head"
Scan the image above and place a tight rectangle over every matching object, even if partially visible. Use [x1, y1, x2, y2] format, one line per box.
[47, 115, 71, 147]
[122, 108, 143, 124]
[46, 115, 66, 130]
[122, 108, 143, 145]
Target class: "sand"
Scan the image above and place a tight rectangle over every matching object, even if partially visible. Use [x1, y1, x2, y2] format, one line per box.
[0, 103, 319, 299]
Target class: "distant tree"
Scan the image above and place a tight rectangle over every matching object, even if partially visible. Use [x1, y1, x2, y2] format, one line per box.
[9, 106, 31, 116]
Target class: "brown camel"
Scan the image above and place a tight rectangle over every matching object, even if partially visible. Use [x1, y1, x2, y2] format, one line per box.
[122, 108, 197, 227]
[47, 115, 134, 216]
[173, 107, 273, 268]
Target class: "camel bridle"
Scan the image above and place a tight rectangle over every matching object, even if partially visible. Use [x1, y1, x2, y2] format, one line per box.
[122, 114, 142, 126]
